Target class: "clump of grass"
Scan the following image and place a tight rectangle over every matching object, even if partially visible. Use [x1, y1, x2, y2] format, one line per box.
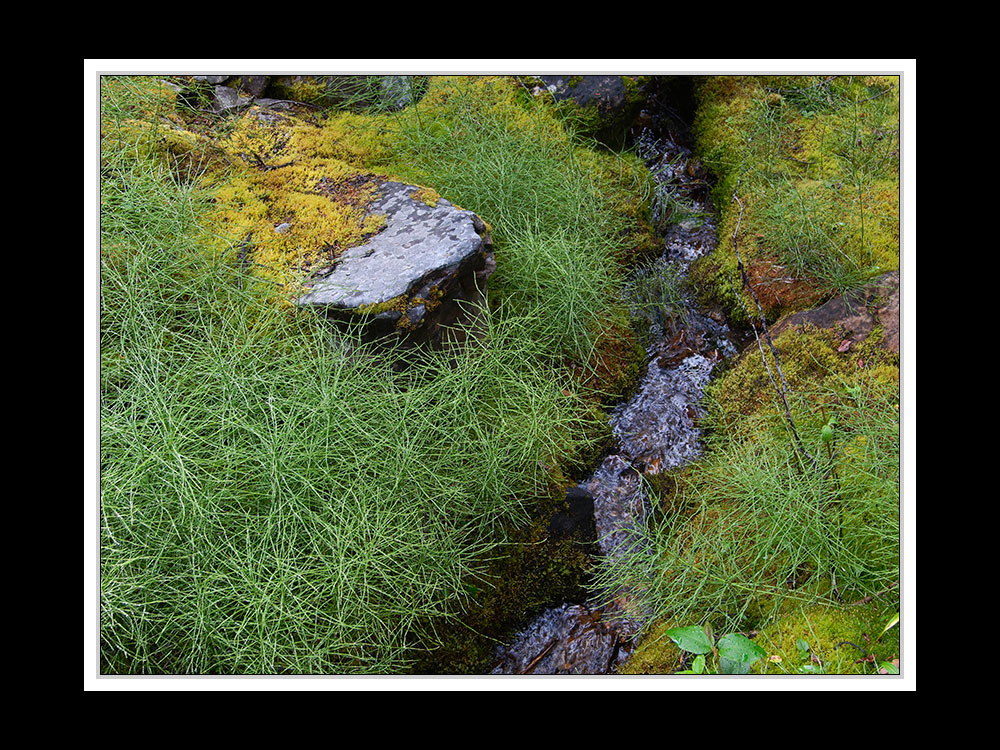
[489, 224, 621, 364]
[757, 179, 872, 294]
[692, 75, 899, 315]
[382, 76, 644, 365]
[623, 255, 689, 337]
[101, 221, 599, 673]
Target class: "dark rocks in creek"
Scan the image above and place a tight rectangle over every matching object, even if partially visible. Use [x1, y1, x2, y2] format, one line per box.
[548, 486, 597, 545]
[490, 126, 737, 675]
[489, 601, 637, 675]
[527, 75, 651, 149]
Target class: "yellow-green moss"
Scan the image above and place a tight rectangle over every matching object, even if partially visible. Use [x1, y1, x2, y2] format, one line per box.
[573, 147, 659, 264]
[192, 106, 393, 299]
[409, 186, 440, 207]
[622, 599, 900, 675]
[751, 600, 900, 675]
[267, 75, 329, 105]
[356, 294, 408, 318]
[708, 323, 899, 429]
[691, 75, 900, 323]
[618, 619, 686, 674]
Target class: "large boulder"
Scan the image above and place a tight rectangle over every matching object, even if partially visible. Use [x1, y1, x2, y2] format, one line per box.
[297, 181, 496, 349]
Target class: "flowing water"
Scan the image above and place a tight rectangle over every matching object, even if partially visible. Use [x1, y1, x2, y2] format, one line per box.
[489, 130, 738, 675]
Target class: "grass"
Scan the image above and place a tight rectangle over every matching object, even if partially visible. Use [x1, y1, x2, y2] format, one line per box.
[622, 254, 689, 337]
[99, 75, 646, 674]
[592, 359, 900, 635]
[381, 76, 650, 366]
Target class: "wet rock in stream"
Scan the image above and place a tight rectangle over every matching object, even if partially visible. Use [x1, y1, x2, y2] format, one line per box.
[490, 602, 638, 675]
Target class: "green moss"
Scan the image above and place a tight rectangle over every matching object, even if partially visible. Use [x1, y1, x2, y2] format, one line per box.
[572, 147, 658, 265]
[751, 600, 900, 675]
[408, 466, 603, 674]
[618, 619, 685, 674]
[622, 599, 900, 675]
[356, 294, 408, 317]
[691, 75, 900, 323]
[707, 322, 899, 435]
[183, 105, 393, 300]
[409, 186, 440, 207]
[267, 75, 330, 105]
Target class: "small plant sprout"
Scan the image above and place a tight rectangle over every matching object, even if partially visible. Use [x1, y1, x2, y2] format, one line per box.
[666, 625, 766, 675]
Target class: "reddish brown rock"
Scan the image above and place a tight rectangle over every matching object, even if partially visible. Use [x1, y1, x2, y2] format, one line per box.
[772, 271, 900, 353]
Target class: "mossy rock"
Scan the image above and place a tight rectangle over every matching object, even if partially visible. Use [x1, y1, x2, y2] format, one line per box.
[525, 75, 652, 149]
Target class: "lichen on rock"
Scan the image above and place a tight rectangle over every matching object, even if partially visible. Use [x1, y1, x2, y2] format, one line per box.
[297, 180, 496, 347]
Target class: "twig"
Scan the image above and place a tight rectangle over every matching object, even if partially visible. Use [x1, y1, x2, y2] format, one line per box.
[521, 639, 558, 674]
[245, 151, 295, 171]
[846, 580, 898, 606]
[729, 180, 818, 470]
[859, 83, 897, 104]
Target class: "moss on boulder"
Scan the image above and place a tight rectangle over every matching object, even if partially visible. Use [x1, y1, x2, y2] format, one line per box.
[523, 74, 652, 148]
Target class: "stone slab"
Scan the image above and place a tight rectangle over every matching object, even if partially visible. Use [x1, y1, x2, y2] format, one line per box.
[298, 181, 488, 310]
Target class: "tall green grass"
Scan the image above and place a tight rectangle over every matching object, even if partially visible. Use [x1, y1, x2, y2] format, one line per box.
[383, 76, 643, 365]
[99, 76, 631, 673]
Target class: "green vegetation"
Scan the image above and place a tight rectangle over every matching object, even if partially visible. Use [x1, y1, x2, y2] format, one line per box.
[691, 75, 900, 324]
[665, 624, 766, 674]
[623, 254, 690, 338]
[98, 73, 902, 677]
[381, 76, 655, 368]
[594, 361, 900, 628]
[596, 75, 901, 675]
[99, 75, 652, 674]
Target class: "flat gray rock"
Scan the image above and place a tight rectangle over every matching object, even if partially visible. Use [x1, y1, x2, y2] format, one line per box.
[298, 181, 487, 310]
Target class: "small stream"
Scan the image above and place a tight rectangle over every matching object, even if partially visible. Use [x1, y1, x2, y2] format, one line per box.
[489, 129, 737, 675]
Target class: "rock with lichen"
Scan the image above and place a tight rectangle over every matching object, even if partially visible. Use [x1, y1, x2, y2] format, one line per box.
[771, 271, 900, 354]
[297, 181, 496, 349]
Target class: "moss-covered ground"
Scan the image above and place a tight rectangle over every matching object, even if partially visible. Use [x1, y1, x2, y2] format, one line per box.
[690, 75, 900, 326]
[98, 74, 656, 674]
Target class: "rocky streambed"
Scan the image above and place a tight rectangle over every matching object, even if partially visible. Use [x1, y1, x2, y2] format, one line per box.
[490, 130, 737, 675]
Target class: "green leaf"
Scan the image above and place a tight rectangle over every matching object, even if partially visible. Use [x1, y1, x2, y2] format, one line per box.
[718, 633, 766, 666]
[878, 661, 900, 675]
[796, 638, 811, 655]
[880, 612, 899, 637]
[665, 626, 714, 655]
[678, 654, 707, 674]
[720, 656, 753, 675]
